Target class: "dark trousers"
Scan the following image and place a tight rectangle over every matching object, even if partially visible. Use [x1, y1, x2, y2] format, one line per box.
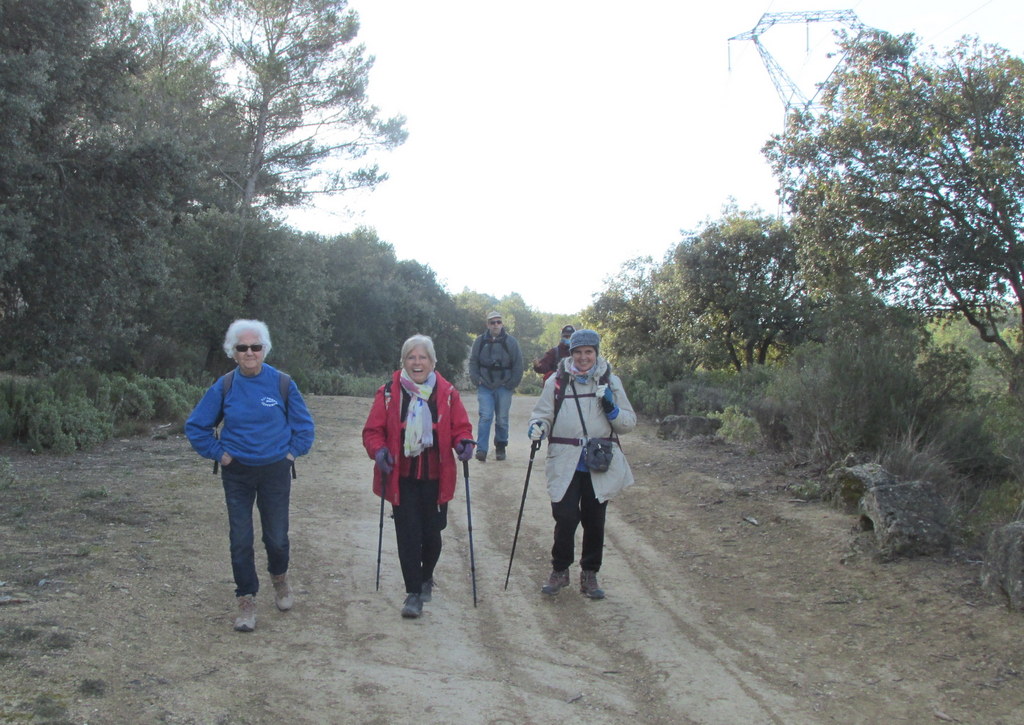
[393, 477, 447, 595]
[550, 470, 608, 572]
[222, 457, 292, 597]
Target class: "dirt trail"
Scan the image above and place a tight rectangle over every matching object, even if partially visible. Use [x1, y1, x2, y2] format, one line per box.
[2, 393, 1023, 724]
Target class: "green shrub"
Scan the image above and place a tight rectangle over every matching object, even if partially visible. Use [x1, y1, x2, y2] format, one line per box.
[517, 382, 542, 396]
[98, 376, 156, 426]
[0, 370, 203, 451]
[713, 406, 762, 446]
[624, 378, 675, 418]
[294, 369, 389, 397]
[23, 388, 111, 453]
[621, 369, 757, 419]
[876, 429, 962, 503]
[764, 336, 921, 463]
[968, 479, 1024, 533]
[141, 377, 204, 420]
[341, 374, 387, 398]
[982, 395, 1024, 481]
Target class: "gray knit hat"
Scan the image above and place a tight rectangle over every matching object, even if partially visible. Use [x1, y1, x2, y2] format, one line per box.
[568, 328, 600, 352]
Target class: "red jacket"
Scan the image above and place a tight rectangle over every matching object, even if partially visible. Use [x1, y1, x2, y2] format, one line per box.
[362, 370, 473, 506]
[533, 341, 570, 381]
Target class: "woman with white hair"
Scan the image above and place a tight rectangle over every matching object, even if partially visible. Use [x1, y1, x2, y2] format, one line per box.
[186, 319, 315, 632]
[362, 334, 475, 619]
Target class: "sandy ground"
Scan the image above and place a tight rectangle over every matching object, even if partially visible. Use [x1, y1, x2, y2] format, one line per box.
[2, 393, 1024, 725]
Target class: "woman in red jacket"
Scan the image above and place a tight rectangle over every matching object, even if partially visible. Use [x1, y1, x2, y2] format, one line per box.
[362, 335, 475, 618]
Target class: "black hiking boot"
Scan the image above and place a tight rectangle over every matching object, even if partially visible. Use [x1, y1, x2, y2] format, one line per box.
[495, 444, 507, 461]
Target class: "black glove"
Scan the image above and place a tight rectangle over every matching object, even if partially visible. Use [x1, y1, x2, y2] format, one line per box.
[599, 385, 615, 414]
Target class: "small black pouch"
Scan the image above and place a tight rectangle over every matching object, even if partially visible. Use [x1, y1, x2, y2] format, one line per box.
[584, 437, 614, 472]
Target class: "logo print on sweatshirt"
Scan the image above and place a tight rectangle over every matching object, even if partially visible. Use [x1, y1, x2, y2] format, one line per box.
[261, 396, 279, 408]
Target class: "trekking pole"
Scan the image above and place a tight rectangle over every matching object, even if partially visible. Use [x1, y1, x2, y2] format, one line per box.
[375, 471, 386, 591]
[461, 439, 478, 607]
[505, 439, 542, 590]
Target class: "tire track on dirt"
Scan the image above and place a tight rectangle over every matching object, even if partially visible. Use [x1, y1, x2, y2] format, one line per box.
[432, 395, 804, 724]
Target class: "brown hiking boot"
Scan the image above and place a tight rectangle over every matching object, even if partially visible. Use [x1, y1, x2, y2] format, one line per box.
[541, 569, 570, 595]
[271, 573, 293, 611]
[234, 594, 256, 631]
[580, 570, 605, 599]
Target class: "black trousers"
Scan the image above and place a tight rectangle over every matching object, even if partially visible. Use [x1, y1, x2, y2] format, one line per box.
[550, 470, 608, 572]
[393, 477, 447, 595]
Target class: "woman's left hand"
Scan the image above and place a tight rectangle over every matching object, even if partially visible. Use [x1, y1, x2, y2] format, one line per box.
[455, 440, 475, 462]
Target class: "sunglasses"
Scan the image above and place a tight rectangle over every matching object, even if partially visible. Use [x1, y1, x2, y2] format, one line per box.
[235, 344, 264, 353]
[488, 320, 503, 325]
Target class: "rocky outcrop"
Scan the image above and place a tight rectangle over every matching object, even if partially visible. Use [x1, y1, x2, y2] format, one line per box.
[982, 522, 1024, 611]
[824, 462, 895, 512]
[857, 480, 953, 560]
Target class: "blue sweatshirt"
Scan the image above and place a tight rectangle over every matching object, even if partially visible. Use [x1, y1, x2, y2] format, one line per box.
[185, 364, 315, 466]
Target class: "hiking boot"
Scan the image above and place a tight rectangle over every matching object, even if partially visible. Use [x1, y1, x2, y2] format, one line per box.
[401, 593, 423, 618]
[475, 449, 487, 462]
[271, 572, 293, 611]
[580, 570, 605, 599]
[495, 444, 506, 461]
[421, 578, 434, 603]
[541, 569, 570, 596]
[234, 594, 256, 631]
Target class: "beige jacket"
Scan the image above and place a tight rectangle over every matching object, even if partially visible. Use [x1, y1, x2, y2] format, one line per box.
[528, 356, 636, 503]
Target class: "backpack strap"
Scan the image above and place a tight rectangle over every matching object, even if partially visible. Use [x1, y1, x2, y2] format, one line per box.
[552, 370, 571, 425]
[212, 370, 233, 474]
[278, 372, 291, 413]
[213, 370, 234, 428]
[277, 372, 295, 479]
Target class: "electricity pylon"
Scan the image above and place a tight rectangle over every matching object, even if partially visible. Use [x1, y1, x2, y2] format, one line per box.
[728, 10, 868, 115]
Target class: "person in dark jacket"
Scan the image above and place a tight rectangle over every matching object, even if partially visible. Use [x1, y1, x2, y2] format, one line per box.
[468, 311, 523, 462]
[186, 319, 315, 632]
[533, 324, 575, 381]
[362, 335, 475, 618]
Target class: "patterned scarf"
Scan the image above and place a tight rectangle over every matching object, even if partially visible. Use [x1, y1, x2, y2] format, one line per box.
[400, 369, 436, 458]
[568, 359, 597, 384]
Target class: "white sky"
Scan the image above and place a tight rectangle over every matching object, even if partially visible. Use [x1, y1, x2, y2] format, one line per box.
[279, 1, 1024, 314]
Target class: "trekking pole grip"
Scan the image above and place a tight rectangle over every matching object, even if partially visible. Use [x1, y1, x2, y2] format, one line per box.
[460, 438, 475, 476]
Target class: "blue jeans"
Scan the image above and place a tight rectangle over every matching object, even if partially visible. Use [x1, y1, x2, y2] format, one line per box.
[222, 457, 292, 597]
[476, 385, 512, 452]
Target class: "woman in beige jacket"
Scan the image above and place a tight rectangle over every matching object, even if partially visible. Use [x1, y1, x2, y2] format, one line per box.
[527, 329, 636, 599]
